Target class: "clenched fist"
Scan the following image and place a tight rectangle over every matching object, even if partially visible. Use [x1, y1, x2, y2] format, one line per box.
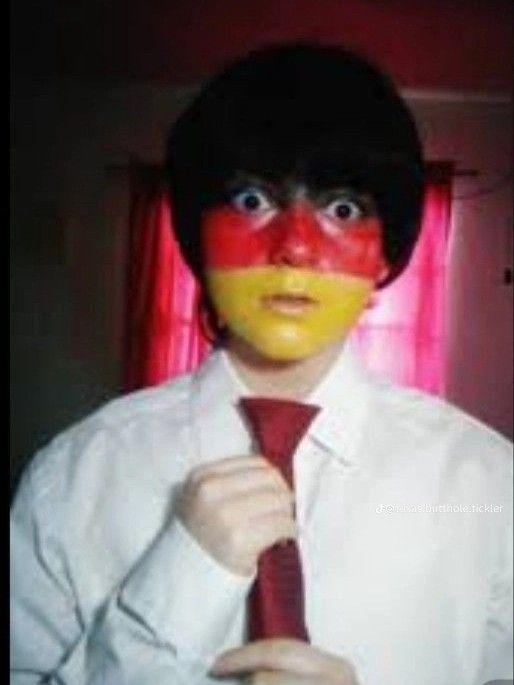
[176, 456, 296, 576]
[210, 639, 360, 684]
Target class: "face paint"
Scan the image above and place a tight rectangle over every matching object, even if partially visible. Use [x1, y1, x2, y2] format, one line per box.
[201, 194, 387, 361]
[202, 203, 384, 278]
[206, 266, 374, 360]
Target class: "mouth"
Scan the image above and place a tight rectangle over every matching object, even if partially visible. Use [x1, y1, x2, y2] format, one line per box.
[261, 293, 317, 315]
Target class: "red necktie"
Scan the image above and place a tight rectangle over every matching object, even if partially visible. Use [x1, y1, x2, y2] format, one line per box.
[239, 397, 320, 642]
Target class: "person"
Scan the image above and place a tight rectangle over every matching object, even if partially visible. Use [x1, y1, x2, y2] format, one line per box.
[10, 44, 512, 685]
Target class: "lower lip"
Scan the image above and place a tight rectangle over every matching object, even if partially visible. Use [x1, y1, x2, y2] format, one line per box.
[262, 295, 317, 315]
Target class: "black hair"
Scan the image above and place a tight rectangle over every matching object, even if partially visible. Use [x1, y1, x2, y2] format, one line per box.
[165, 43, 425, 296]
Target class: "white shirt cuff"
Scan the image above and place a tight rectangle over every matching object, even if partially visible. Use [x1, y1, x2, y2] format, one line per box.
[119, 518, 254, 662]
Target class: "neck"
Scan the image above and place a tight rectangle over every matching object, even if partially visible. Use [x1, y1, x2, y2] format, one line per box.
[226, 336, 345, 400]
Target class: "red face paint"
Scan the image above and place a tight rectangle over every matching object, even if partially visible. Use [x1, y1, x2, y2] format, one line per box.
[202, 202, 386, 280]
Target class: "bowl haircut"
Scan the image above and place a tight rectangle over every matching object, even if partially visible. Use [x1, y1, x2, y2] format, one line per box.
[165, 44, 425, 335]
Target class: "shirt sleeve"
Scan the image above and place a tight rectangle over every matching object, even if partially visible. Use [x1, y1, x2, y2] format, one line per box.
[477, 467, 513, 683]
[10, 458, 253, 685]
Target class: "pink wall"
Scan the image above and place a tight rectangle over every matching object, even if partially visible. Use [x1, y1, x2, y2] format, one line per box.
[410, 95, 513, 438]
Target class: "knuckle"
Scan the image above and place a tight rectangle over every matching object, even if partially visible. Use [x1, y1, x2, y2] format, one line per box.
[195, 474, 220, 503]
[187, 464, 209, 484]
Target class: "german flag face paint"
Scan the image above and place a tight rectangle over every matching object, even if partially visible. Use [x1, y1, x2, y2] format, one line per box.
[201, 184, 388, 361]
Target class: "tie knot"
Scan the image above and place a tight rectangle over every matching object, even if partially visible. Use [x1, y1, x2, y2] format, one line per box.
[240, 397, 320, 485]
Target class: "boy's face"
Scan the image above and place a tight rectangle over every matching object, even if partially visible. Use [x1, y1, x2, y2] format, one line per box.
[201, 174, 388, 361]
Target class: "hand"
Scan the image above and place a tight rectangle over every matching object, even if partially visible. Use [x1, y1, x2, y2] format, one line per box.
[177, 456, 296, 576]
[209, 638, 359, 684]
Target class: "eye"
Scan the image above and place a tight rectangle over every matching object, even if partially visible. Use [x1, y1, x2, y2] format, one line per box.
[231, 186, 274, 214]
[324, 197, 364, 222]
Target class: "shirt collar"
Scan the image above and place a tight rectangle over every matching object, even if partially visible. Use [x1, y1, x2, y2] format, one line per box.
[194, 342, 373, 466]
[305, 342, 373, 465]
[189, 349, 250, 463]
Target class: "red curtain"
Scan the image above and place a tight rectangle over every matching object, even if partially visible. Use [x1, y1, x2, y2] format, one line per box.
[123, 163, 453, 395]
[123, 164, 210, 392]
[351, 164, 453, 395]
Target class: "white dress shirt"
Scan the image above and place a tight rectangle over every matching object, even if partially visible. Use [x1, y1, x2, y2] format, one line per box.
[10, 344, 513, 685]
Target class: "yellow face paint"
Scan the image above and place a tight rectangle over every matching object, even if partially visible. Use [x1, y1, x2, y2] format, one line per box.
[206, 266, 373, 361]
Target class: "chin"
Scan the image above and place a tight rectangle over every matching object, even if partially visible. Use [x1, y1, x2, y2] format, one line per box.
[240, 329, 347, 363]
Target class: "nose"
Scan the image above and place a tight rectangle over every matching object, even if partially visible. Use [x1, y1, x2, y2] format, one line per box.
[268, 203, 321, 268]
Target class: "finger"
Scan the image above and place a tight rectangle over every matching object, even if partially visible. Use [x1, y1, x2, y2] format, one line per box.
[190, 455, 269, 480]
[245, 513, 298, 552]
[244, 672, 321, 685]
[188, 466, 292, 505]
[190, 458, 289, 491]
[228, 488, 294, 519]
[222, 468, 290, 495]
[210, 639, 345, 678]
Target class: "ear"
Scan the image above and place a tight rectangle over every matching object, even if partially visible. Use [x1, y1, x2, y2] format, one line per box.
[373, 254, 391, 288]
[197, 291, 225, 343]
